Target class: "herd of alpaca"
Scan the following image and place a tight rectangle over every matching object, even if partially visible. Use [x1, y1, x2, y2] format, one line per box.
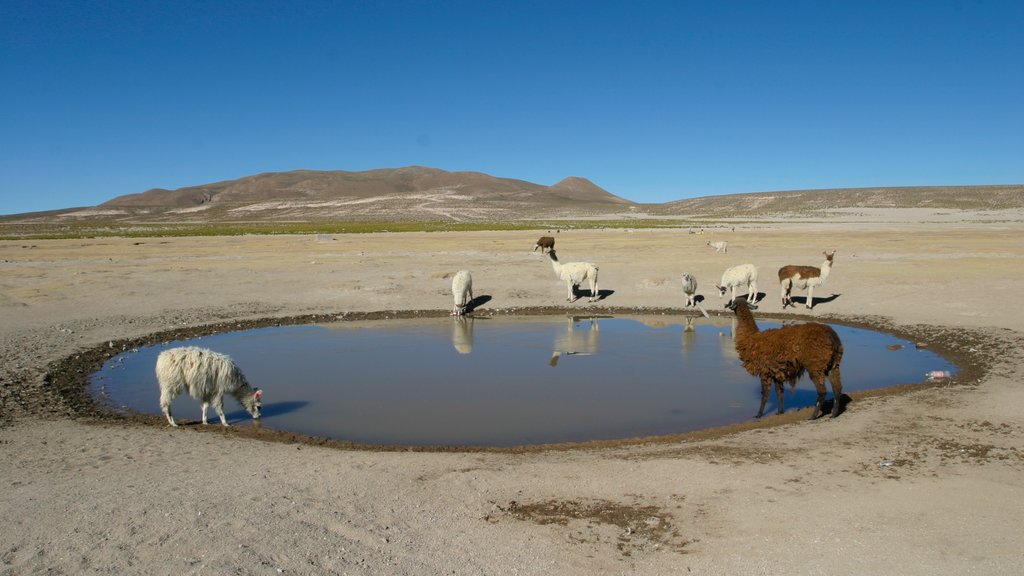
[156, 236, 845, 426]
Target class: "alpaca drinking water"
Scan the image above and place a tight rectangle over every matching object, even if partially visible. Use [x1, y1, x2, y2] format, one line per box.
[156, 346, 262, 426]
[451, 270, 473, 316]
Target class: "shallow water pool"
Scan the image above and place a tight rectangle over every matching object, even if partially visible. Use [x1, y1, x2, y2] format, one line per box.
[90, 315, 955, 447]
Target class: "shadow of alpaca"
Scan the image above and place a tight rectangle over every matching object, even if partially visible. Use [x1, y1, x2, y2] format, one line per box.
[756, 389, 852, 418]
[790, 293, 842, 309]
[464, 294, 492, 314]
[575, 288, 614, 301]
[231, 400, 310, 420]
[817, 393, 853, 418]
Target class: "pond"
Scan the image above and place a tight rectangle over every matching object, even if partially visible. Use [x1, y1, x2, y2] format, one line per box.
[89, 315, 956, 447]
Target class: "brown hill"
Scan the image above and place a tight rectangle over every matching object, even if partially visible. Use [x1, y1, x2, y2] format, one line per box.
[654, 185, 1023, 214]
[2, 167, 1021, 232]
[101, 167, 632, 221]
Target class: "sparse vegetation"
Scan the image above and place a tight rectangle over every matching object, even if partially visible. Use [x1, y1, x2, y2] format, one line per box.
[0, 218, 711, 240]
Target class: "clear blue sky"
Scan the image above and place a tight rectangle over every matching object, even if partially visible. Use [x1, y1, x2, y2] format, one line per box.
[2, 1, 1022, 215]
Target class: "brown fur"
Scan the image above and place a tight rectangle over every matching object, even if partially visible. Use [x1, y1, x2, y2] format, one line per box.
[777, 264, 821, 282]
[728, 299, 844, 419]
[534, 236, 555, 253]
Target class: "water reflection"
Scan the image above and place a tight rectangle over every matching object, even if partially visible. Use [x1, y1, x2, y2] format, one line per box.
[452, 316, 474, 354]
[682, 316, 698, 360]
[718, 317, 740, 360]
[550, 315, 604, 367]
[90, 315, 957, 447]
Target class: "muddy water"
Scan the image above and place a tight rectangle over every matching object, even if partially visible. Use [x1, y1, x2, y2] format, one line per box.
[89, 315, 955, 447]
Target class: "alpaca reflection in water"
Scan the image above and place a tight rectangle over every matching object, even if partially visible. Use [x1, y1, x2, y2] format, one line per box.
[682, 316, 698, 360]
[451, 315, 474, 354]
[549, 316, 602, 367]
[719, 316, 740, 361]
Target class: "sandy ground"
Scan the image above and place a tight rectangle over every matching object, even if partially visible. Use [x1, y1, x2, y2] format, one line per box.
[2, 210, 1024, 575]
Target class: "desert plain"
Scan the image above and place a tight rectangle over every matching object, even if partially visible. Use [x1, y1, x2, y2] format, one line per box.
[2, 207, 1023, 575]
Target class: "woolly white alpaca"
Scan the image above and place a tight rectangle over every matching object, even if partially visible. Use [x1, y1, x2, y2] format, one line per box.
[715, 264, 759, 305]
[779, 250, 836, 309]
[451, 270, 473, 316]
[547, 249, 599, 303]
[681, 272, 698, 307]
[707, 240, 728, 253]
[156, 346, 262, 427]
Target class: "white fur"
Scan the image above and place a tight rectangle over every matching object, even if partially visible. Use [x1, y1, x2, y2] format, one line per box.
[451, 270, 473, 315]
[707, 240, 728, 253]
[548, 250, 599, 303]
[156, 347, 262, 427]
[681, 272, 698, 307]
[716, 264, 759, 305]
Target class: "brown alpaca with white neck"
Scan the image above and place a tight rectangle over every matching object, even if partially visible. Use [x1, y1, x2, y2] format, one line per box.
[778, 250, 836, 309]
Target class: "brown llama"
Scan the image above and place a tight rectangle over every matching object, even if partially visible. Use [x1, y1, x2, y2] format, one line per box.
[534, 236, 555, 253]
[726, 299, 844, 419]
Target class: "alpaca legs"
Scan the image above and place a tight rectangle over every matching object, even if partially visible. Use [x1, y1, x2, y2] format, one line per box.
[213, 397, 229, 426]
[829, 366, 843, 417]
[806, 285, 814, 309]
[161, 401, 177, 427]
[756, 376, 773, 418]
[808, 372, 829, 419]
[781, 279, 792, 308]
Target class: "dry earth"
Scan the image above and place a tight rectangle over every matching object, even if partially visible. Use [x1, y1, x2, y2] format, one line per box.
[2, 208, 1023, 575]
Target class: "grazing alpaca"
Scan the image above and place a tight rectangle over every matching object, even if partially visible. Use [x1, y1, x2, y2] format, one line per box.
[451, 270, 473, 316]
[715, 264, 759, 305]
[547, 249, 599, 303]
[726, 299, 844, 419]
[156, 347, 262, 427]
[779, 250, 837, 309]
[534, 236, 555, 254]
[681, 272, 698, 307]
[707, 240, 728, 253]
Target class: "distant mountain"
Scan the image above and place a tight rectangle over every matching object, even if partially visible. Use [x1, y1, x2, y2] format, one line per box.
[98, 166, 633, 222]
[655, 185, 1023, 214]
[2, 166, 1021, 228]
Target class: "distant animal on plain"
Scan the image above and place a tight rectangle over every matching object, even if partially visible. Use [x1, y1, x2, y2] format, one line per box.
[534, 236, 555, 253]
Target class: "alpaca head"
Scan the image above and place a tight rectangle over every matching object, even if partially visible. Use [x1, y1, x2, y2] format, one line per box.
[547, 249, 559, 262]
[824, 249, 837, 263]
[242, 388, 263, 420]
[725, 298, 758, 312]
